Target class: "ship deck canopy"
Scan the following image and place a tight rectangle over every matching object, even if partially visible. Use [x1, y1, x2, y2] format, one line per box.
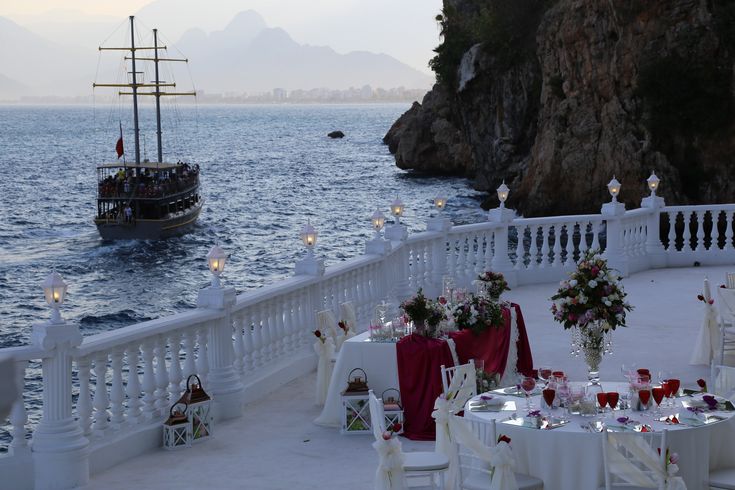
[97, 162, 183, 170]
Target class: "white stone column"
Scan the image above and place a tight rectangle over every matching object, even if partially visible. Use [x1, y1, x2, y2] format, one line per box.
[197, 285, 243, 421]
[31, 320, 89, 490]
[488, 206, 518, 286]
[641, 195, 667, 268]
[601, 200, 629, 276]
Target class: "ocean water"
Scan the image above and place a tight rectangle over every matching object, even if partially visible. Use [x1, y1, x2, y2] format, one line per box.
[0, 103, 487, 348]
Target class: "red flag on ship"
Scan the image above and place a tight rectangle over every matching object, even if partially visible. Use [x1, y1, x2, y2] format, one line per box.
[116, 122, 124, 158]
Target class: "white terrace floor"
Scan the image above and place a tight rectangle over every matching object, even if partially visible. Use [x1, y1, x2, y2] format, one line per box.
[81, 265, 729, 490]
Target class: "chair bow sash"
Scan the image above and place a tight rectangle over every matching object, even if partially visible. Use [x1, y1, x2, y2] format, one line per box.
[372, 437, 406, 490]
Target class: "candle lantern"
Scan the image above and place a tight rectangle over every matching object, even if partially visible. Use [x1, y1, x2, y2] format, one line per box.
[162, 401, 192, 450]
[176, 374, 213, 442]
[381, 388, 404, 434]
[341, 368, 371, 434]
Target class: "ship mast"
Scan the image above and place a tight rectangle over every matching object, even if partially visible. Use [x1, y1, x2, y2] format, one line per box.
[129, 16, 141, 165]
[153, 28, 163, 164]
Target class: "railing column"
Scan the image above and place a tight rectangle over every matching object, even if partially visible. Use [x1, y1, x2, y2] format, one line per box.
[197, 285, 243, 421]
[601, 199, 628, 276]
[31, 318, 89, 489]
[641, 194, 667, 268]
[489, 208, 517, 286]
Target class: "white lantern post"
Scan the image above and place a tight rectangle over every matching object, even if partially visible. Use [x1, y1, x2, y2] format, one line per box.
[295, 220, 325, 275]
[206, 245, 227, 289]
[601, 175, 628, 276]
[385, 197, 408, 241]
[366, 209, 392, 255]
[641, 172, 666, 267]
[601, 175, 626, 216]
[488, 181, 514, 223]
[487, 182, 515, 275]
[427, 196, 452, 232]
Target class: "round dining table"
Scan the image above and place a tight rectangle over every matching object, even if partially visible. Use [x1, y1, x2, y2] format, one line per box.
[464, 382, 735, 490]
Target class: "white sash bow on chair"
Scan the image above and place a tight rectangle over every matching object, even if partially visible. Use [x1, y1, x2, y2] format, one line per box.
[372, 436, 406, 490]
[690, 278, 720, 365]
[314, 338, 335, 405]
[607, 434, 687, 490]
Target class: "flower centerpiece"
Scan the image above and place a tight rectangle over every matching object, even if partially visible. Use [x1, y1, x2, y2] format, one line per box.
[450, 295, 504, 335]
[550, 250, 633, 386]
[400, 288, 445, 337]
[475, 271, 511, 299]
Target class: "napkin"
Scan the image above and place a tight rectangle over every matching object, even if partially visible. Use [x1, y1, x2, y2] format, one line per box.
[472, 394, 507, 407]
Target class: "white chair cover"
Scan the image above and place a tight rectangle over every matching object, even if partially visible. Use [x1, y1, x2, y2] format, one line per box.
[606, 433, 687, 490]
[441, 362, 477, 405]
[317, 309, 339, 350]
[314, 337, 335, 405]
[340, 301, 359, 332]
[690, 278, 720, 365]
[499, 305, 519, 385]
[369, 391, 407, 490]
[450, 416, 518, 490]
[712, 364, 735, 399]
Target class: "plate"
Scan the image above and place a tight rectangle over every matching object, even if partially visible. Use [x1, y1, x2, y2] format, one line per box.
[468, 400, 517, 412]
[501, 414, 569, 430]
[495, 386, 542, 397]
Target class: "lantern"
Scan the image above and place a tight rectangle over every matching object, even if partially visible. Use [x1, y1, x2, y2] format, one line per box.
[371, 209, 386, 238]
[341, 368, 371, 434]
[162, 401, 192, 450]
[206, 245, 227, 288]
[647, 172, 660, 196]
[300, 221, 318, 258]
[496, 181, 510, 208]
[390, 197, 404, 224]
[381, 388, 404, 434]
[434, 196, 447, 212]
[607, 176, 621, 202]
[176, 374, 213, 442]
[42, 272, 67, 324]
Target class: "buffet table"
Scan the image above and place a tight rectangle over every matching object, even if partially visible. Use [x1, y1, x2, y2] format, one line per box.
[315, 303, 534, 440]
[465, 382, 735, 490]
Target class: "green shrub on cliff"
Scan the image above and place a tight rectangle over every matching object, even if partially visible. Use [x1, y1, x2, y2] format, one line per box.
[429, 0, 556, 87]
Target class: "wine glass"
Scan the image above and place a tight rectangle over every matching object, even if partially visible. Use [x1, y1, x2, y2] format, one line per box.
[542, 388, 556, 417]
[651, 387, 666, 417]
[666, 378, 681, 409]
[607, 392, 620, 415]
[538, 366, 552, 386]
[638, 389, 651, 412]
[520, 376, 536, 411]
[621, 363, 636, 382]
[596, 392, 608, 414]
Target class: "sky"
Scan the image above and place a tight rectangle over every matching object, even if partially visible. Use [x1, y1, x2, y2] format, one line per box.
[0, 0, 444, 74]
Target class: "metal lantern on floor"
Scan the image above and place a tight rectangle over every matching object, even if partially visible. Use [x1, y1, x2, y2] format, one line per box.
[163, 401, 192, 450]
[176, 374, 213, 442]
[381, 388, 404, 434]
[341, 368, 371, 434]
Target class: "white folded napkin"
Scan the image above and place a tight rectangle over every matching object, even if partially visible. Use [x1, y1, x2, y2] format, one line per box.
[472, 394, 507, 407]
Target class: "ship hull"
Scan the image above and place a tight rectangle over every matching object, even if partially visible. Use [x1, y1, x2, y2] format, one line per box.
[95, 201, 203, 240]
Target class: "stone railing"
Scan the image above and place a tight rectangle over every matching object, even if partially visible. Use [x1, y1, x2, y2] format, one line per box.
[2, 190, 734, 489]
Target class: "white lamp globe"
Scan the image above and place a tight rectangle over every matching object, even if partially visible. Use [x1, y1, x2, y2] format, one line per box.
[647, 172, 660, 195]
[42, 271, 67, 323]
[390, 197, 404, 223]
[371, 209, 386, 234]
[607, 176, 622, 201]
[496, 181, 510, 207]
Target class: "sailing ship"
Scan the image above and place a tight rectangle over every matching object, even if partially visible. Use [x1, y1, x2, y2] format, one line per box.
[94, 16, 203, 240]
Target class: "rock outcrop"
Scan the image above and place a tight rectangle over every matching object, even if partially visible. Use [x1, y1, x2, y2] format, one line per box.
[384, 0, 735, 216]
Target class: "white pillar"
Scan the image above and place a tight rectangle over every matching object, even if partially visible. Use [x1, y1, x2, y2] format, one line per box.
[601, 200, 628, 276]
[641, 194, 666, 268]
[31, 320, 89, 490]
[197, 285, 243, 421]
[488, 206, 517, 285]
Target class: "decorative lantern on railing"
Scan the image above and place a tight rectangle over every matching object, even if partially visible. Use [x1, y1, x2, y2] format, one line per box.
[607, 176, 622, 202]
[647, 172, 660, 196]
[390, 197, 405, 225]
[341, 368, 371, 434]
[371, 209, 386, 239]
[300, 220, 318, 258]
[207, 245, 227, 288]
[434, 196, 447, 212]
[163, 401, 192, 450]
[42, 272, 67, 324]
[176, 374, 213, 442]
[496, 181, 510, 209]
[381, 388, 404, 434]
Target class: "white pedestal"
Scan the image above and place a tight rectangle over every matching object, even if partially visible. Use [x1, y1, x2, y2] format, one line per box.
[385, 224, 408, 241]
[295, 256, 325, 276]
[426, 216, 452, 232]
[365, 238, 392, 255]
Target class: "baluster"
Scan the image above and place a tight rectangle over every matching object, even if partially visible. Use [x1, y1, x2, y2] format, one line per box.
[252, 311, 263, 368]
[275, 301, 286, 359]
[591, 222, 601, 251]
[266, 302, 277, 362]
[195, 326, 209, 378]
[696, 211, 706, 252]
[232, 314, 245, 375]
[528, 226, 539, 269]
[682, 212, 693, 251]
[667, 212, 677, 251]
[725, 211, 734, 251]
[242, 311, 254, 371]
[9, 360, 28, 452]
[456, 236, 467, 283]
[578, 222, 589, 258]
[468, 233, 480, 280]
[259, 306, 271, 365]
[92, 352, 110, 432]
[76, 356, 93, 436]
[167, 331, 183, 404]
[290, 294, 300, 351]
[564, 223, 575, 266]
[711, 210, 724, 250]
[109, 348, 125, 428]
[481, 232, 492, 273]
[140, 340, 157, 420]
[513, 225, 525, 270]
[182, 329, 197, 379]
[154, 336, 169, 413]
[540, 225, 551, 268]
[125, 344, 141, 425]
[552, 224, 562, 267]
[447, 236, 458, 278]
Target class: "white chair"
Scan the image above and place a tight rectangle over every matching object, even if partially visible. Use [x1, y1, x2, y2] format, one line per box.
[710, 364, 735, 400]
[599, 429, 685, 490]
[316, 309, 340, 356]
[726, 273, 735, 290]
[340, 301, 358, 333]
[717, 287, 735, 365]
[369, 390, 449, 490]
[441, 362, 477, 406]
[708, 469, 735, 489]
[457, 417, 543, 490]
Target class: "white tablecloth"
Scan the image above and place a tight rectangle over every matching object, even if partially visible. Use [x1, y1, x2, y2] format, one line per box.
[315, 331, 399, 426]
[465, 382, 735, 490]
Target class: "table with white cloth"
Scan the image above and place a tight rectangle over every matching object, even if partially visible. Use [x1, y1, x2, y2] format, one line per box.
[465, 382, 735, 490]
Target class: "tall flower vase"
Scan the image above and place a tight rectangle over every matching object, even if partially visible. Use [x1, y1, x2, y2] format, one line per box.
[574, 323, 607, 389]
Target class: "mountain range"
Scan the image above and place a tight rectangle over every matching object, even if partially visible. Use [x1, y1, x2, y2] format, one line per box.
[0, 7, 434, 100]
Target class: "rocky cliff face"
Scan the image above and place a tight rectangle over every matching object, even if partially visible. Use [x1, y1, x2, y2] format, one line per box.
[384, 0, 735, 216]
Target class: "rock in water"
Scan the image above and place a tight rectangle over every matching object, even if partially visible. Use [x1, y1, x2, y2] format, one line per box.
[328, 131, 345, 139]
[385, 0, 735, 216]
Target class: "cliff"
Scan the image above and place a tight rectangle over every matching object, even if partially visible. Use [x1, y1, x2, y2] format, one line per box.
[384, 0, 735, 216]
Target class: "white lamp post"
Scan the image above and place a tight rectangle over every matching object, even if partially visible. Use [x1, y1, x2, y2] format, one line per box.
[371, 209, 386, 239]
[427, 196, 452, 232]
[206, 245, 227, 288]
[42, 272, 68, 324]
[647, 172, 660, 197]
[497, 181, 510, 209]
[390, 197, 404, 225]
[296, 220, 324, 275]
[488, 181, 514, 223]
[300, 220, 318, 259]
[607, 176, 622, 202]
[434, 196, 447, 213]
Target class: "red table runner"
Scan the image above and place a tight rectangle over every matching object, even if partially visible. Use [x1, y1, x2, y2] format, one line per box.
[396, 303, 534, 440]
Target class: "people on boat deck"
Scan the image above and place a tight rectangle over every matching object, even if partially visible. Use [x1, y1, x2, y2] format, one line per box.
[97, 162, 199, 198]
[124, 205, 133, 223]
